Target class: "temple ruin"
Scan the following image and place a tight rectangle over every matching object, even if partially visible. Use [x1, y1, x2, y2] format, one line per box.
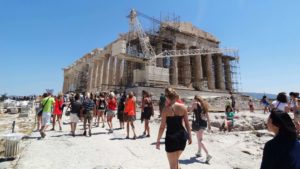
[62, 10, 241, 94]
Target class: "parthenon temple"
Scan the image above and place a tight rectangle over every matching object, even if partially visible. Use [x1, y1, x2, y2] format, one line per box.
[63, 10, 240, 94]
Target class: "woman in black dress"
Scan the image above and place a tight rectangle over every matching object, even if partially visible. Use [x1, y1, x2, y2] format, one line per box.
[156, 88, 192, 169]
[142, 91, 153, 137]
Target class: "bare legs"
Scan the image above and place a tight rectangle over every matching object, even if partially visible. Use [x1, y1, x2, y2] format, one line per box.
[144, 119, 150, 136]
[37, 115, 42, 131]
[126, 120, 136, 139]
[167, 151, 183, 169]
[107, 116, 113, 133]
[196, 130, 212, 162]
[70, 122, 77, 136]
[83, 116, 92, 136]
[52, 114, 62, 130]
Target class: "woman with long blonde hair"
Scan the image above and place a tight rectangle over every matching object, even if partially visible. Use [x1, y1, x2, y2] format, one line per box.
[190, 95, 212, 163]
[156, 88, 192, 169]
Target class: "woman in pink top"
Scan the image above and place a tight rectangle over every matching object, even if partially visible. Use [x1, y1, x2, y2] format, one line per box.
[52, 94, 64, 131]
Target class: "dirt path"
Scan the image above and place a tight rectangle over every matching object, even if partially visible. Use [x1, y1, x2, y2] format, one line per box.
[14, 112, 267, 169]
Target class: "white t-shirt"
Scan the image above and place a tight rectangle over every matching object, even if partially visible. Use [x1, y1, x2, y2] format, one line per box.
[272, 100, 288, 112]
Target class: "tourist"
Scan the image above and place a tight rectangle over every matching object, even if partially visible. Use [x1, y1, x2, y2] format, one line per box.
[270, 92, 289, 112]
[40, 92, 55, 138]
[81, 93, 96, 137]
[36, 93, 46, 131]
[229, 91, 236, 111]
[289, 92, 300, 136]
[142, 90, 153, 137]
[220, 105, 235, 132]
[260, 95, 270, 114]
[69, 93, 82, 137]
[189, 95, 212, 162]
[159, 93, 166, 118]
[156, 87, 192, 169]
[248, 98, 254, 112]
[124, 92, 137, 139]
[117, 92, 126, 129]
[106, 92, 117, 133]
[96, 92, 106, 128]
[51, 93, 64, 131]
[260, 110, 300, 169]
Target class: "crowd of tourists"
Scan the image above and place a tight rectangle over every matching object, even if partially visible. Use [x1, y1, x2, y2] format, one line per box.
[35, 89, 300, 169]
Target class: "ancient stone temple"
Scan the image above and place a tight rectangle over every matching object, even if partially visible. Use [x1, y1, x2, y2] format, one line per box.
[63, 10, 240, 94]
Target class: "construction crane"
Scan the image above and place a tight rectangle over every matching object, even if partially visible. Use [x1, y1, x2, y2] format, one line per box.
[128, 9, 157, 66]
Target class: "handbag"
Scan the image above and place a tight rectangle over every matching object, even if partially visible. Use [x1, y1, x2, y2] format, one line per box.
[38, 98, 50, 116]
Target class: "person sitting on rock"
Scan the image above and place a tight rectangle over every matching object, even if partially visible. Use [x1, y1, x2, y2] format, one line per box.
[220, 106, 235, 132]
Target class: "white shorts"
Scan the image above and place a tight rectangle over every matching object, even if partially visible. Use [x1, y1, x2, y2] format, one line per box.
[107, 110, 116, 117]
[70, 113, 79, 123]
[42, 112, 51, 126]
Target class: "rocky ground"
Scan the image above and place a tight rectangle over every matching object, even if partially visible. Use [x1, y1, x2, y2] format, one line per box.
[0, 109, 273, 169]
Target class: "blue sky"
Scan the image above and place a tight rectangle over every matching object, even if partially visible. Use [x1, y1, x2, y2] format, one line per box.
[0, 0, 299, 95]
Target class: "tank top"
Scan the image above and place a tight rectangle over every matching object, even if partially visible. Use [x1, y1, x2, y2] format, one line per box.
[98, 98, 106, 109]
[125, 98, 135, 116]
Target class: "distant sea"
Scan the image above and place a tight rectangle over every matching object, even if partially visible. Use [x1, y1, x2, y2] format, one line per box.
[242, 92, 277, 100]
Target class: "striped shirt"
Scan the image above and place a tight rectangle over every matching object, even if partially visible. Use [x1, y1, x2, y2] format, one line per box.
[83, 98, 95, 111]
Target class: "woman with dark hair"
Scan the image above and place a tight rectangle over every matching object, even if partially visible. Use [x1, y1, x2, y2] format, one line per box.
[96, 93, 106, 128]
[142, 90, 153, 137]
[117, 92, 126, 129]
[156, 88, 192, 169]
[289, 92, 300, 136]
[260, 110, 300, 169]
[260, 95, 270, 114]
[271, 92, 289, 112]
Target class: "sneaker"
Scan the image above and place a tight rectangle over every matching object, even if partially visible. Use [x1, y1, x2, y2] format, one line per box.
[146, 134, 150, 137]
[83, 131, 87, 136]
[40, 131, 46, 138]
[195, 151, 202, 157]
[206, 155, 212, 163]
[50, 128, 55, 131]
[125, 136, 129, 139]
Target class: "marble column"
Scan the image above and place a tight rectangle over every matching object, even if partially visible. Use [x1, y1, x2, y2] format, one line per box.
[108, 56, 116, 89]
[96, 59, 104, 91]
[224, 58, 232, 91]
[115, 58, 123, 86]
[92, 61, 98, 91]
[170, 43, 178, 85]
[102, 56, 109, 90]
[182, 48, 192, 86]
[87, 63, 94, 92]
[193, 53, 203, 90]
[214, 55, 225, 90]
[205, 54, 215, 90]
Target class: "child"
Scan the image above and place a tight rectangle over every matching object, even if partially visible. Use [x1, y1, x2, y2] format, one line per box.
[220, 106, 235, 132]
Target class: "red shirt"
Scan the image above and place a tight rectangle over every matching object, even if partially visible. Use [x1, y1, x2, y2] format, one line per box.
[54, 98, 63, 115]
[107, 98, 117, 110]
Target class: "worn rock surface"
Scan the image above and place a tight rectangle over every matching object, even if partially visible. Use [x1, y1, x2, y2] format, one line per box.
[6, 110, 273, 169]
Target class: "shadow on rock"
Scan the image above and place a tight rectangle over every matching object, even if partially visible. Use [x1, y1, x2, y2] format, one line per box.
[179, 157, 209, 165]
